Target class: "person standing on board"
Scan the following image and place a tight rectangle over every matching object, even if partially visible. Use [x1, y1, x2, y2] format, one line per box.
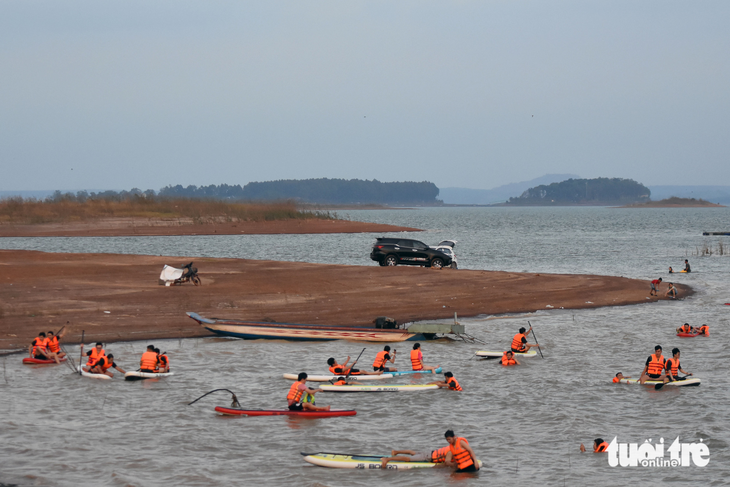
[429, 371, 462, 390]
[665, 283, 677, 299]
[373, 346, 397, 372]
[639, 345, 668, 384]
[684, 260, 691, 273]
[666, 348, 692, 382]
[46, 330, 66, 360]
[140, 345, 159, 372]
[511, 327, 537, 353]
[649, 277, 662, 296]
[580, 438, 609, 453]
[81, 342, 106, 372]
[287, 372, 330, 412]
[444, 430, 479, 472]
[410, 343, 440, 373]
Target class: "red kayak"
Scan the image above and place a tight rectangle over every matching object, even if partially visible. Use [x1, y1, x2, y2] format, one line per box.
[676, 332, 699, 338]
[22, 357, 68, 365]
[214, 407, 356, 418]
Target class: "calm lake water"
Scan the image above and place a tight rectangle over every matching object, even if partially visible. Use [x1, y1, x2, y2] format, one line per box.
[1, 207, 729, 486]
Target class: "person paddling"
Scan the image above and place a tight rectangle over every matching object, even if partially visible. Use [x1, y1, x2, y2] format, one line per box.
[639, 345, 668, 384]
[327, 356, 381, 375]
[666, 348, 692, 382]
[380, 446, 450, 468]
[89, 353, 126, 377]
[140, 345, 159, 372]
[46, 330, 66, 360]
[410, 343, 440, 373]
[429, 371, 462, 391]
[444, 430, 479, 472]
[373, 346, 397, 372]
[287, 372, 330, 412]
[81, 342, 106, 372]
[580, 438, 609, 453]
[511, 327, 537, 353]
[501, 350, 520, 366]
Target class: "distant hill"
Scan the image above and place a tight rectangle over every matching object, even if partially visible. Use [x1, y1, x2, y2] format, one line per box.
[622, 197, 725, 208]
[439, 174, 579, 205]
[506, 178, 650, 206]
[647, 186, 730, 205]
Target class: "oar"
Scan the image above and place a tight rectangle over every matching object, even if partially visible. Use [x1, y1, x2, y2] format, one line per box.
[528, 321, 544, 359]
[78, 330, 85, 375]
[655, 374, 691, 390]
[344, 348, 366, 381]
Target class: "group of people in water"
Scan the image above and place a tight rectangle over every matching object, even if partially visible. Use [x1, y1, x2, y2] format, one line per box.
[379, 430, 480, 472]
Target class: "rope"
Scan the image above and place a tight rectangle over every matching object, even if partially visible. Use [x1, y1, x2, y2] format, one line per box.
[187, 388, 241, 408]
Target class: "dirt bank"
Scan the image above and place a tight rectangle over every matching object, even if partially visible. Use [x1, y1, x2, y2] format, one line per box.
[0, 250, 693, 351]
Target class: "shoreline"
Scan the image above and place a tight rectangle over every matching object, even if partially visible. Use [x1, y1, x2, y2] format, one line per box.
[0, 249, 693, 352]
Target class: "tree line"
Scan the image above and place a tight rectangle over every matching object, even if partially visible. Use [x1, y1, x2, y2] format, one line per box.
[506, 178, 651, 205]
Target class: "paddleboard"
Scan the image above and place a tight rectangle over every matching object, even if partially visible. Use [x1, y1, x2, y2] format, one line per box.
[475, 350, 537, 359]
[214, 407, 356, 418]
[283, 373, 393, 382]
[618, 377, 701, 387]
[319, 384, 439, 393]
[390, 367, 442, 376]
[77, 365, 112, 380]
[22, 357, 67, 365]
[124, 371, 175, 381]
[302, 452, 482, 470]
[676, 332, 699, 338]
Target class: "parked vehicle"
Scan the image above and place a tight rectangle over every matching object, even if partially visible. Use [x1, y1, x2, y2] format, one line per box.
[431, 240, 458, 269]
[370, 238, 453, 269]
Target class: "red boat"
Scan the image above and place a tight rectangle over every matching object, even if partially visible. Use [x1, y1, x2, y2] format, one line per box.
[22, 357, 68, 365]
[214, 407, 356, 418]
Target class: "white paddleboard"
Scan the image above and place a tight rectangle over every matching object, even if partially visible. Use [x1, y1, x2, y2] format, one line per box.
[319, 384, 439, 393]
[302, 452, 482, 470]
[475, 350, 537, 359]
[77, 366, 112, 380]
[125, 371, 174, 381]
[619, 377, 701, 387]
[283, 373, 393, 382]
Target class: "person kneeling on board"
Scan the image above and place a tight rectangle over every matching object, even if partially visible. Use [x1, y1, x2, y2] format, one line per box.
[429, 372, 462, 391]
[287, 373, 330, 412]
[666, 348, 692, 383]
[156, 348, 170, 373]
[380, 446, 450, 468]
[580, 438, 609, 453]
[676, 323, 695, 334]
[612, 372, 630, 383]
[89, 353, 126, 378]
[140, 345, 160, 373]
[410, 343, 440, 373]
[29, 332, 59, 363]
[511, 327, 537, 354]
[638, 345, 668, 384]
[373, 346, 397, 372]
[444, 430, 480, 472]
[697, 324, 709, 336]
[501, 351, 520, 366]
[327, 357, 381, 375]
[81, 342, 106, 372]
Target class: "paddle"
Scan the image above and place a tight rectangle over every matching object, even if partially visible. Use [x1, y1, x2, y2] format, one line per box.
[528, 321, 544, 359]
[655, 374, 691, 390]
[344, 348, 366, 381]
[78, 330, 85, 375]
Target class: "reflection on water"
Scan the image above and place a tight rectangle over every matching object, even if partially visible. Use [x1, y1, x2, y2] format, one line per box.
[1, 207, 729, 485]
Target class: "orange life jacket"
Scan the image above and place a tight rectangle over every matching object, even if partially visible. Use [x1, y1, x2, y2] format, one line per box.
[48, 336, 60, 353]
[94, 356, 112, 372]
[140, 351, 158, 370]
[612, 377, 620, 383]
[410, 349, 423, 370]
[329, 363, 353, 375]
[666, 358, 680, 377]
[680, 324, 691, 333]
[32, 337, 47, 355]
[594, 442, 609, 453]
[287, 381, 304, 402]
[431, 446, 450, 463]
[159, 354, 169, 369]
[449, 437, 474, 470]
[333, 380, 347, 386]
[373, 351, 389, 368]
[446, 377, 462, 391]
[511, 333, 526, 351]
[87, 347, 105, 365]
[647, 354, 665, 375]
[698, 325, 709, 336]
[501, 352, 517, 366]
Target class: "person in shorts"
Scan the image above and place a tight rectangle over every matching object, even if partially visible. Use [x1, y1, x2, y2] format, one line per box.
[650, 277, 662, 296]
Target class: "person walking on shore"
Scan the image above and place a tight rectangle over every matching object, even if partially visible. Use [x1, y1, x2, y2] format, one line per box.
[650, 277, 662, 296]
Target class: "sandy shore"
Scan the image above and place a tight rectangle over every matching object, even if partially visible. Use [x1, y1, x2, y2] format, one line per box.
[0, 250, 692, 352]
[0, 218, 420, 237]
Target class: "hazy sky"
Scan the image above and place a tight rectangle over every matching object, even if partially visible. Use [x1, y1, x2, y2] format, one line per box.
[1, 1, 728, 192]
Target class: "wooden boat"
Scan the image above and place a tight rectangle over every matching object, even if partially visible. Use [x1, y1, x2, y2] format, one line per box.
[188, 312, 424, 342]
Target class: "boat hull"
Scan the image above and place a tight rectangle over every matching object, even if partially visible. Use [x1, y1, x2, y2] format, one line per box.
[214, 407, 356, 418]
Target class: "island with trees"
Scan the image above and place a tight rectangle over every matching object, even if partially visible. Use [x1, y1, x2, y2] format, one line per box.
[505, 178, 651, 206]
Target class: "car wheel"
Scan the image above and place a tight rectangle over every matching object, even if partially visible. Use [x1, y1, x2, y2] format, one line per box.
[385, 255, 398, 266]
[431, 258, 444, 269]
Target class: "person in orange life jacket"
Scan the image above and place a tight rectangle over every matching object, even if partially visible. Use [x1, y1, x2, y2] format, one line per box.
[287, 372, 330, 412]
[676, 323, 695, 334]
[612, 372, 631, 383]
[501, 350, 520, 366]
[81, 342, 106, 371]
[429, 372, 462, 391]
[697, 324, 709, 336]
[331, 376, 357, 386]
[140, 345, 159, 372]
[665, 283, 677, 299]
[156, 348, 170, 373]
[327, 356, 381, 375]
[46, 330, 66, 360]
[511, 327, 537, 353]
[666, 348, 692, 382]
[410, 343, 440, 373]
[639, 345, 669, 384]
[28, 332, 57, 363]
[580, 438, 609, 453]
[380, 446, 451, 468]
[443, 430, 479, 472]
[650, 277, 662, 296]
[373, 346, 397, 372]
[89, 353, 126, 377]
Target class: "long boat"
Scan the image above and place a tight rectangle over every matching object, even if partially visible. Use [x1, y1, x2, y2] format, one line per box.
[188, 312, 423, 342]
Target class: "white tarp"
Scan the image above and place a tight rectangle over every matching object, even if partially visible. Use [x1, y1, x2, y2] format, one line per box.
[159, 265, 184, 285]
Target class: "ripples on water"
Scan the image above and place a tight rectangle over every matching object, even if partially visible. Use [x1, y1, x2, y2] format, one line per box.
[1, 207, 729, 485]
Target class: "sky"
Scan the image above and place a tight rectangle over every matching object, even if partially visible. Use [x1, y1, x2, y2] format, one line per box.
[1, 1, 728, 192]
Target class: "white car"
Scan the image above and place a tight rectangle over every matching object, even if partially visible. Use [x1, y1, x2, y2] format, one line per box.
[431, 240, 458, 269]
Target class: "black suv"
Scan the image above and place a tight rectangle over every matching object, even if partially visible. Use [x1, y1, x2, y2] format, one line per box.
[370, 238, 453, 268]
